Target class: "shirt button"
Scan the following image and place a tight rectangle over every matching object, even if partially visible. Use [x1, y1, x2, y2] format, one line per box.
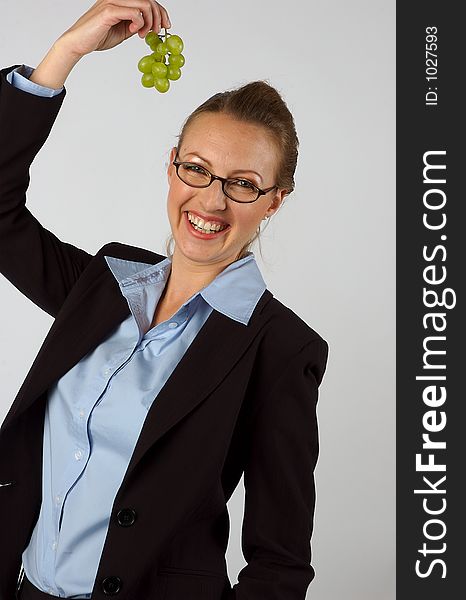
[55, 495, 61, 505]
[79, 409, 85, 418]
[104, 368, 111, 375]
[75, 449, 83, 461]
[51, 541, 57, 550]
[168, 322, 178, 328]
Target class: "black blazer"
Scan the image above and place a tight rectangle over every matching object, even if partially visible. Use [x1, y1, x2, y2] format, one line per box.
[0, 65, 329, 600]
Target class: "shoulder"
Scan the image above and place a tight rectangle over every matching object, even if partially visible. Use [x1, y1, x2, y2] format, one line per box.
[95, 241, 166, 265]
[75, 241, 165, 283]
[255, 292, 330, 387]
[261, 293, 328, 349]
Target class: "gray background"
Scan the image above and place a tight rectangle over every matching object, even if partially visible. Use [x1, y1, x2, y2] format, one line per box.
[0, 1, 395, 598]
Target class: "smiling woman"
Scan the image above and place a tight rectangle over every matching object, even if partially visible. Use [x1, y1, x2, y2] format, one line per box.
[155, 83, 300, 325]
[0, 2, 329, 600]
[164, 80, 299, 263]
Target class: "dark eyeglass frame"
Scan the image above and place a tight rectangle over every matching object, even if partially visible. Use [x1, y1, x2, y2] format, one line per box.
[172, 153, 278, 204]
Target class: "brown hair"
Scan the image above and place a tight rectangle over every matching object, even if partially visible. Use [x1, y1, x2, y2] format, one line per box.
[164, 80, 299, 261]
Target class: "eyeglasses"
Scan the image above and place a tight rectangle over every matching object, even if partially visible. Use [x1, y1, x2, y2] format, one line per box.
[172, 153, 278, 204]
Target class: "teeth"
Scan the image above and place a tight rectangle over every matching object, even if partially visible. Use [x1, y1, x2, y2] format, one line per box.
[187, 212, 228, 233]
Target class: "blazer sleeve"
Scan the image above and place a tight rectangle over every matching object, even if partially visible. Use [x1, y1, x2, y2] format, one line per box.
[0, 65, 93, 318]
[231, 337, 329, 600]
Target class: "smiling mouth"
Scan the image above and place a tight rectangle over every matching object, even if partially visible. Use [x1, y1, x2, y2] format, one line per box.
[185, 211, 230, 235]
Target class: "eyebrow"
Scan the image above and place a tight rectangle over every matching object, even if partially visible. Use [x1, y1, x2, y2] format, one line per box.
[183, 153, 263, 183]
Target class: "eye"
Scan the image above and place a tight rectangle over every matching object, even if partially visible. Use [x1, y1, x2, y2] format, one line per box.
[183, 163, 208, 174]
[230, 179, 255, 189]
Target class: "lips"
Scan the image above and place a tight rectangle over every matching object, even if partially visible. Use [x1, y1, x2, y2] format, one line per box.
[185, 210, 229, 227]
[184, 211, 231, 238]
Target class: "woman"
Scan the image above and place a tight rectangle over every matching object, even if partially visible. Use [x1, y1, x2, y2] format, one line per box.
[0, 2, 329, 599]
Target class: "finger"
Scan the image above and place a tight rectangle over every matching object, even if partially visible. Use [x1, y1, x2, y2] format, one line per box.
[137, 1, 154, 37]
[131, 8, 146, 35]
[102, 4, 145, 34]
[155, 2, 171, 29]
[148, 0, 161, 34]
[105, 1, 153, 37]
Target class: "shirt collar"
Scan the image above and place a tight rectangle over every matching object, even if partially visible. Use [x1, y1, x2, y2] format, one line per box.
[104, 251, 266, 326]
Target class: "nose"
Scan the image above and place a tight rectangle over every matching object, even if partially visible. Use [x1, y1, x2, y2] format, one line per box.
[198, 178, 229, 210]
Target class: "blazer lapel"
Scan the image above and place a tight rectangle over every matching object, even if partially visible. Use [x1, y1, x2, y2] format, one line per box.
[1, 265, 131, 431]
[122, 285, 272, 484]
[1, 252, 273, 475]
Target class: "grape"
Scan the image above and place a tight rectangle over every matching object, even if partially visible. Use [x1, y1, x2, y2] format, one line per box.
[166, 35, 183, 55]
[149, 37, 163, 52]
[155, 41, 168, 55]
[168, 53, 185, 68]
[154, 77, 170, 93]
[141, 73, 155, 88]
[145, 31, 159, 46]
[138, 55, 155, 74]
[167, 66, 181, 81]
[152, 62, 168, 78]
[139, 29, 186, 93]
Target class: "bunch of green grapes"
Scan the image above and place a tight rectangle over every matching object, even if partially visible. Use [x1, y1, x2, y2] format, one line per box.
[137, 30, 185, 93]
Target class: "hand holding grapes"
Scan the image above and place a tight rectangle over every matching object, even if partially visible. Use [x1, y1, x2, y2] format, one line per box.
[58, 0, 171, 59]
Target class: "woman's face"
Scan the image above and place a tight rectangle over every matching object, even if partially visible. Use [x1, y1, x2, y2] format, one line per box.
[166, 111, 287, 268]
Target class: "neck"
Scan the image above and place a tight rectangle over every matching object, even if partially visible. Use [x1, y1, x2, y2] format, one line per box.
[162, 247, 243, 305]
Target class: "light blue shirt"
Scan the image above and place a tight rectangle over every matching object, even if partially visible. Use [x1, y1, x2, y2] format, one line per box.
[8, 65, 267, 598]
[6, 64, 64, 97]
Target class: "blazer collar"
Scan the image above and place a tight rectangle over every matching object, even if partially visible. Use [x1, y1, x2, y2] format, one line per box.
[1, 245, 274, 481]
[104, 251, 267, 326]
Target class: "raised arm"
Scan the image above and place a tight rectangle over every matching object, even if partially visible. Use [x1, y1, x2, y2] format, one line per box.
[0, 1, 171, 318]
[0, 54, 92, 318]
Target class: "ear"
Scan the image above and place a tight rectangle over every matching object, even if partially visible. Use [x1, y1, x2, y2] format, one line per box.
[264, 188, 288, 218]
[167, 146, 178, 184]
